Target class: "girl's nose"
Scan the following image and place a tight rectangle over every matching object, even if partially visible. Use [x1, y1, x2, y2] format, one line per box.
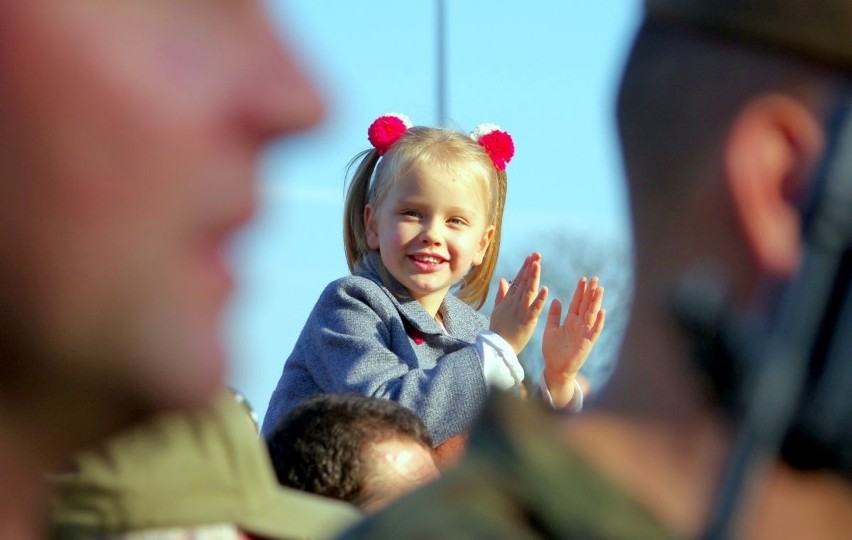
[420, 221, 443, 245]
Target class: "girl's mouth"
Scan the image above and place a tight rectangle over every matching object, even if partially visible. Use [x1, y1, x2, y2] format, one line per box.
[409, 253, 446, 270]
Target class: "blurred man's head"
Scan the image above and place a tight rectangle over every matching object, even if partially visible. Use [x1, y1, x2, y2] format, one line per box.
[0, 0, 322, 452]
[267, 394, 439, 512]
[605, 0, 852, 498]
[606, 0, 850, 422]
[619, 9, 837, 285]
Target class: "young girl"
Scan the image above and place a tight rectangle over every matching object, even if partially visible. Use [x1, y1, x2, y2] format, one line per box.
[261, 114, 605, 450]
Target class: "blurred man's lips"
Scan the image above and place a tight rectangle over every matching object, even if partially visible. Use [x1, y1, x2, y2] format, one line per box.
[230, 198, 257, 230]
[200, 234, 233, 298]
[210, 199, 256, 292]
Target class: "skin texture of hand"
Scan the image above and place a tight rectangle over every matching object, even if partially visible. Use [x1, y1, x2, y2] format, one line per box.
[542, 276, 606, 408]
[489, 253, 548, 355]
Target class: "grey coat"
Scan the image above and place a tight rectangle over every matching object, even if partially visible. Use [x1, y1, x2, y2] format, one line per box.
[261, 258, 489, 446]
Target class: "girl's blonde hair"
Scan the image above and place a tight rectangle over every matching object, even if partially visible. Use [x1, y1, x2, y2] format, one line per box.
[343, 126, 507, 309]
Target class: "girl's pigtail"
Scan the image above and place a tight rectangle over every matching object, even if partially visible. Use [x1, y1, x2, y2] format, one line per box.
[343, 149, 380, 273]
[345, 114, 411, 274]
[459, 124, 513, 309]
[457, 169, 507, 309]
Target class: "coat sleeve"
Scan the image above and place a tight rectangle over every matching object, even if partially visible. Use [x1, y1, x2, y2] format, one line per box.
[290, 278, 489, 446]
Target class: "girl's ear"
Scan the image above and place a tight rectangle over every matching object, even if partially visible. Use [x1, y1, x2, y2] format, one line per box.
[364, 204, 380, 250]
[724, 93, 824, 279]
[472, 225, 495, 266]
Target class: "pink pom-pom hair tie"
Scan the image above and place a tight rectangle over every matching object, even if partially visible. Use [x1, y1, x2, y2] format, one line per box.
[470, 123, 514, 171]
[367, 113, 412, 156]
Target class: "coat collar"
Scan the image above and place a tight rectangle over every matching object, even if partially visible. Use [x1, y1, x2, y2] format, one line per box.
[354, 251, 484, 342]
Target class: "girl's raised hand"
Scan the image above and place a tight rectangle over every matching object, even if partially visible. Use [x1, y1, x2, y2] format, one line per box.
[541, 276, 606, 408]
[489, 252, 548, 355]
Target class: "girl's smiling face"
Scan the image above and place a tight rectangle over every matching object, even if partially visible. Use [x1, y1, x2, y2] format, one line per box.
[365, 162, 494, 316]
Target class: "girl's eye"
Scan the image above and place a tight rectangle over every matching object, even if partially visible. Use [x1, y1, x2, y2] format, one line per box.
[400, 209, 420, 218]
[448, 217, 467, 226]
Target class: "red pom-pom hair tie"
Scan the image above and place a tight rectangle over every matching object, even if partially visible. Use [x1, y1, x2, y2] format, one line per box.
[470, 123, 514, 171]
[367, 113, 412, 156]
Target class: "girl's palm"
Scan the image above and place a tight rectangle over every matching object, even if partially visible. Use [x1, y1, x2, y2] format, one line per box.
[542, 277, 605, 378]
[490, 253, 548, 354]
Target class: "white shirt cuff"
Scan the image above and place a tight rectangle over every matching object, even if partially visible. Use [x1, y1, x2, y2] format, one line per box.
[539, 376, 584, 413]
[475, 331, 525, 390]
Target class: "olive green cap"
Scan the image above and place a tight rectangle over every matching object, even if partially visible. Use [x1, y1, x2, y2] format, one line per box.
[646, 0, 852, 69]
[50, 390, 361, 539]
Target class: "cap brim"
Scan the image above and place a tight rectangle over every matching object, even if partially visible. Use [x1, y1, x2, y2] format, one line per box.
[239, 485, 362, 540]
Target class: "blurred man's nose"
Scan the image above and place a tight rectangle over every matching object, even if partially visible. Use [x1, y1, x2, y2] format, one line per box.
[238, 12, 324, 141]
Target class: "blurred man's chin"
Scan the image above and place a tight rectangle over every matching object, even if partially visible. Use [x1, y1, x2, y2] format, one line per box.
[139, 334, 227, 411]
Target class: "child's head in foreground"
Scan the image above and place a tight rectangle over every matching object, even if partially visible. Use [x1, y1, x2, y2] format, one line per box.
[344, 114, 513, 312]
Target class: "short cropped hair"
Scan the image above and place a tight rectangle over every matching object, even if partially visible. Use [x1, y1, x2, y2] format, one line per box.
[266, 393, 433, 508]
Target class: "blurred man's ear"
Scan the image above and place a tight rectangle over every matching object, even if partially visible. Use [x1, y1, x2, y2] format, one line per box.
[724, 94, 824, 279]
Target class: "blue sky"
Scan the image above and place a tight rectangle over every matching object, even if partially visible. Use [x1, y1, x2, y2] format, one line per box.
[227, 1, 642, 419]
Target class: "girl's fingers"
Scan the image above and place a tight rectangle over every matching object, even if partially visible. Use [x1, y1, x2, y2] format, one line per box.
[545, 298, 562, 329]
[591, 309, 606, 340]
[568, 277, 586, 315]
[577, 278, 594, 314]
[506, 253, 541, 308]
[507, 257, 530, 298]
[513, 255, 530, 283]
[524, 259, 542, 301]
[531, 286, 549, 316]
[591, 285, 605, 313]
[496, 278, 510, 304]
[586, 286, 604, 326]
[578, 276, 600, 315]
